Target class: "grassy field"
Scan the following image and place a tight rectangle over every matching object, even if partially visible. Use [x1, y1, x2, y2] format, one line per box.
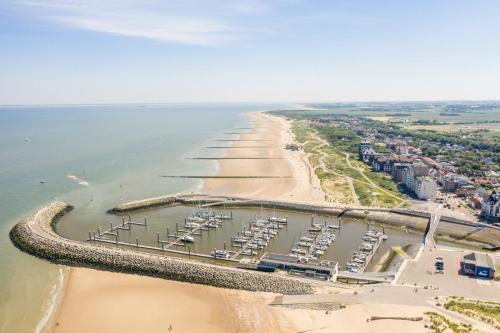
[444, 297, 500, 330]
[272, 103, 500, 124]
[291, 120, 405, 208]
[425, 311, 477, 333]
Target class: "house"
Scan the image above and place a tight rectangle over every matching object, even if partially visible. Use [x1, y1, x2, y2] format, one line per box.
[467, 196, 482, 209]
[421, 157, 442, 170]
[473, 177, 495, 189]
[359, 140, 375, 162]
[372, 154, 393, 172]
[461, 252, 495, 279]
[442, 173, 470, 193]
[481, 190, 500, 223]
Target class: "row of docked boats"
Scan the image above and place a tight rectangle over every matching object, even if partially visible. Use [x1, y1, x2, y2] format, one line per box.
[181, 207, 232, 243]
[308, 222, 340, 233]
[345, 229, 387, 273]
[290, 227, 337, 259]
[231, 216, 286, 257]
[186, 207, 232, 222]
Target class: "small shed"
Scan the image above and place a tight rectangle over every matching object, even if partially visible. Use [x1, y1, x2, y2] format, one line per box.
[461, 252, 495, 279]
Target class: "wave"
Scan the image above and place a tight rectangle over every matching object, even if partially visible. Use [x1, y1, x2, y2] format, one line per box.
[65, 173, 90, 187]
[35, 267, 66, 333]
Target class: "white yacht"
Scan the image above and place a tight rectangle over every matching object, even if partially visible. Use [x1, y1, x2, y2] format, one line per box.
[180, 235, 194, 243]
[291, 247, 307, 255]
[268, 216, 287, 224]
[211, 249, 230, 259]
[184, 222, 199, 229]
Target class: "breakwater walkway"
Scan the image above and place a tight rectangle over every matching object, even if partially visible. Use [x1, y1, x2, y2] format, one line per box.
[10, 202, 314, 295]
[108, 193, 500, 250]
[109, 193, 468, 228]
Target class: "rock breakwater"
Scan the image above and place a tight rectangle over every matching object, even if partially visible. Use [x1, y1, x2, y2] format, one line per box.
[10, 202, 314, 295]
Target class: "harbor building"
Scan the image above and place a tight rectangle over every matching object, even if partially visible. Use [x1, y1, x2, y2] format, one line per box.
[258, 253, 338, 281]
[461, 252, 496, 279]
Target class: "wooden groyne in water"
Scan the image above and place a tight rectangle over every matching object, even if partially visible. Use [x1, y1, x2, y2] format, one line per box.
[9, 202, 314, 295]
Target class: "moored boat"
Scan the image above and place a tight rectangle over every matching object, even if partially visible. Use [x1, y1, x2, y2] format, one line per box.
[291, 247, 307, 255]
[211, 249, 230, 259]
[180, 235, 194, 243]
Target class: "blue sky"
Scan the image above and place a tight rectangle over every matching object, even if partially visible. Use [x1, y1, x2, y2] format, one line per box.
[1, 0, 499, 104]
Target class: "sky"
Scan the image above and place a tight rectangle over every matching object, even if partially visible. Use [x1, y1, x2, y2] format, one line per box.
[0, 0, 500, 105]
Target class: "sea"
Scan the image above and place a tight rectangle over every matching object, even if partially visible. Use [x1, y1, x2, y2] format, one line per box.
[0, 103, 279, 333]
[0, 103, 424, 333]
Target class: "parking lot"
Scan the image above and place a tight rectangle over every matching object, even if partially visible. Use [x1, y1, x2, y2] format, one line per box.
[397, 246, 499, 301]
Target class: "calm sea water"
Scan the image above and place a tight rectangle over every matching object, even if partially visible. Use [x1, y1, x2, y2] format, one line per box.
[0, 103, 278, 333]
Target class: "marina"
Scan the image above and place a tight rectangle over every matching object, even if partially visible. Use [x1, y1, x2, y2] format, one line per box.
[230, 214, 286, 258]
[89, 207, 240, 262]
[69, 203, 420, 279]
[345, 226, 387, 273]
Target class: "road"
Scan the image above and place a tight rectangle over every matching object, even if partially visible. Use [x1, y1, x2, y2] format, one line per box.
[424, 204, 443, 249]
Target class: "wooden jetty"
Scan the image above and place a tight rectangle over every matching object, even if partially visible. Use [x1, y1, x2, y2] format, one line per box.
[89, 215, 239, 262]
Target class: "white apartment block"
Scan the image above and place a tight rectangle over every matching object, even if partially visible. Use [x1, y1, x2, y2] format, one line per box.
[415, 177, 437, 201]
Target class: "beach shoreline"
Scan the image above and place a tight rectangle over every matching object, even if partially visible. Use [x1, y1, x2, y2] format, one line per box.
[47, 111, 322, 333]
[31, 111, 499, 333]
[203, 111, 327, 204]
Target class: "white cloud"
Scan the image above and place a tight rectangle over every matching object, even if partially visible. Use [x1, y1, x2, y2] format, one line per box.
[10, 0, 243, 45]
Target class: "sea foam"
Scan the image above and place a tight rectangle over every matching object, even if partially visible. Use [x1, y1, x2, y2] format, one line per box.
[35, 267, 65, 333]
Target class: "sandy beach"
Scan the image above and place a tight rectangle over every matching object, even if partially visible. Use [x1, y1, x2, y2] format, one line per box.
[203, 112, 326, 204]
[52, 268, 285, 333]
[49, 112, 430, 333]
[49, 111, 318, 333]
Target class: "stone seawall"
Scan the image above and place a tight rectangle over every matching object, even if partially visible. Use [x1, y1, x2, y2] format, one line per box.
[10, 202, 314, 295]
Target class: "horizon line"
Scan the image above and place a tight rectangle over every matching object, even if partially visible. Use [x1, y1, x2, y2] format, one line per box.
[2, 99, 500, 108]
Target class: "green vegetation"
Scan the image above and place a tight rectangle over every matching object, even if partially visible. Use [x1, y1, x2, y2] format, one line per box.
[271, 102, 500, 124]
[290, 120, 405, 208]
[444, 297, 500, 330]
[425, 311, 476, 333]
[317, 126, 361, 154]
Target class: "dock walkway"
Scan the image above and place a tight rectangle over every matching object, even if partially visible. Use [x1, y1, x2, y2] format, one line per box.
[92, 215, 239, 262]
